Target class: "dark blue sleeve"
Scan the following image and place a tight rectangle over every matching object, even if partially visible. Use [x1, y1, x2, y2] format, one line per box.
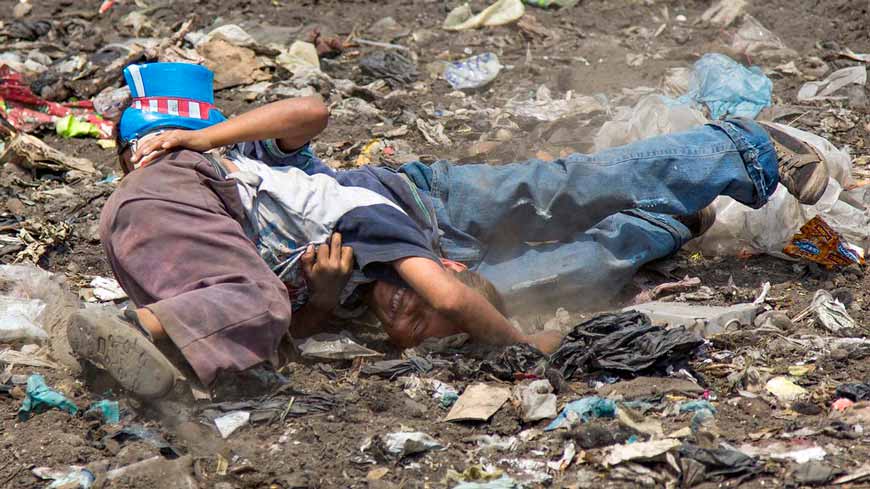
[231, 140, 336, 176]
[336, 204, 441, 284]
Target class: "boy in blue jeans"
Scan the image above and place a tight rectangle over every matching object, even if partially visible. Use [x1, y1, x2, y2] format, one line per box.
[69, 62, 827, 399]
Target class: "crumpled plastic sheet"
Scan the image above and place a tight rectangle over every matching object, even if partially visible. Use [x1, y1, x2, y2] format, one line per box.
[360, 356, 434, 380]
[361, 431, 445, 462]
[201, 388, 337, 424]
[689, 122, 868, 258]
[297, 332, 381, 360]
[682, 53, 772, 119]
[594, 94, 706, 152]
[443, 0, 525, 31]
[834, 383, 870, 402]
[106, 424, 180, 458]
[478, 343, 547, 380]
[86, 399, 120, 424]
[544, 396, 616, 431]
[797, 66, 867, 102]
[32, 466, 95, 489]
[679, 444, 762, 485]
[360, 51, 417, 85]
[809, 289, 856, 333]
[0, 295, 48, 343]
[549, 311, 704, 379]
[18, 374, 78, 420]
[505, 85, 604, 122]
[730, 15, 795, 60]
[679, 400, 718, 414]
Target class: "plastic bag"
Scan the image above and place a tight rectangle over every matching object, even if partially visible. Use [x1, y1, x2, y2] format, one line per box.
[0, 265, 78, 364]
[444, 52, 502, 89]
[360, 51, 417, 85]
[19, 374, 79, 420]
[797, 66, 867, 102]
[593, 94, 706, 152]
[0, 295, 47, 342]
[730, 15, 795, 61]
[443, 0, 525, 31]
[505, 85, 604, 122]
[683, 53, 772, 119]
[688, 123, 869, 257]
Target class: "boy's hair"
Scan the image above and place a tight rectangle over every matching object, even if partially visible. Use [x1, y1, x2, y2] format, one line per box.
[453, 269, 508, 316]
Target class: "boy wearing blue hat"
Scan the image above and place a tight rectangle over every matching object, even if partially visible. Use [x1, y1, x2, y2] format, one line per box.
[72, 62, 556, 398]
[71, 62, 828, 399]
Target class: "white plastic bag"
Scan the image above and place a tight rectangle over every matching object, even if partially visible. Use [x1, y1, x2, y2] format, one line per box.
[0, 265, 77, 362]
[0, 295, 47, 342]
[689, 123, 869, 257]
[593, 94, 706, 152]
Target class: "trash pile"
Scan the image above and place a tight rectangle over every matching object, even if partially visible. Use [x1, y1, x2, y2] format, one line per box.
[3, 0, 870, 487]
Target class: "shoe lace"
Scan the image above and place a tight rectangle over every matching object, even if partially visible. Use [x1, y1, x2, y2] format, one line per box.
[774, 141, 816, 182]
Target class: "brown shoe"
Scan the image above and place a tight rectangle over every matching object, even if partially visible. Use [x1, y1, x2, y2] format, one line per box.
[758, 122, 829, 205]
[68, 308, 177, 400]
[676, 205, 717, 238]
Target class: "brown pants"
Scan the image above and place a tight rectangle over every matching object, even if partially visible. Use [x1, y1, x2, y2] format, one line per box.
[99, 150, 292, 385]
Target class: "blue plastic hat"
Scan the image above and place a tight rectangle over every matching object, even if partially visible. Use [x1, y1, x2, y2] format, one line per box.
[118, 62, 226, 146]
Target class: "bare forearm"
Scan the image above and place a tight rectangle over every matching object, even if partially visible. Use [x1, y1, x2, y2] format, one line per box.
[199, 96, 328, 150]
[393, 257, 526, 345]
[443, 287, 527, 345]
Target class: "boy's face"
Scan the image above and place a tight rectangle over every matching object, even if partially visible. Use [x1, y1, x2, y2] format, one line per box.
[369, 281, 461, 348]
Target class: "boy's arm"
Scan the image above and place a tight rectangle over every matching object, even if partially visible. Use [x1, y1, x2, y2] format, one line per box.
[392, 256, 528, 346]
[289, 234, 354, 338]
[131, 96, 329, 166]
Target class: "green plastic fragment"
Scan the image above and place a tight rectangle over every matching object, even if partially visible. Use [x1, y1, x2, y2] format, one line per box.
[86, 399, 121, 424]
[19, 374, 79, 420]
[55, 114, 101, 139]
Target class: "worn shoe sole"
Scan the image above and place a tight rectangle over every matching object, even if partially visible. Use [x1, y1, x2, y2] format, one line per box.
[68, 310, 176, 400]
[760, 122, 829, 205]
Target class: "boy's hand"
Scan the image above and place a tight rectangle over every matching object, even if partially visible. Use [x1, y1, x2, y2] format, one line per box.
[525, 330, 563, 354]
[301, 233, 354, 311]
[131, 129, 213, 167]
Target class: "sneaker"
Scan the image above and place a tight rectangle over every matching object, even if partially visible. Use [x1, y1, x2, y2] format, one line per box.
[67, 308, 176, 400]
[758, 122, 829, 205]
[676, 205, 717, 238]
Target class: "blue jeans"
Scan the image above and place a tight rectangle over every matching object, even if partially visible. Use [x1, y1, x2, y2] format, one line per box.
[401, 118, 778, 313]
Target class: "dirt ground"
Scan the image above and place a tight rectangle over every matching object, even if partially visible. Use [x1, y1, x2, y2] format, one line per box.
[3, 0, 870, 487]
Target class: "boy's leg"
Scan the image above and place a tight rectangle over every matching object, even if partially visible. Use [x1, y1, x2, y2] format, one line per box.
[472, 211, 692, 316]
[413, 119, 820, 247]
[69, 154, 292, 396]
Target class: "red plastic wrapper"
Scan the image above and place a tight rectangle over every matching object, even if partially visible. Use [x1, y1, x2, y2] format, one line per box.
[783, 216, 865, 268]
[0, 65, 114, 138]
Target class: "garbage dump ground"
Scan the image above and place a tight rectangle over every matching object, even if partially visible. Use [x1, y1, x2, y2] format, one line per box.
[4, 0, 870, 487]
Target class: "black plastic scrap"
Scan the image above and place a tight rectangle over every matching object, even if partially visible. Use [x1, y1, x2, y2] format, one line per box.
[549, 311, 705, 378]
[359, 51, 417, 85]
[679, 444, 762, 487]
[834, 382, 870, 401]
[106, 424, 180, 458]
[360, 356, 433, 379]
[478, 343, 547, 381]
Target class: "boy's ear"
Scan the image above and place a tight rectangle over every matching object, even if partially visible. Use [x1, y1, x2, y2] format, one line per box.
[440, 258, 468, 273]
